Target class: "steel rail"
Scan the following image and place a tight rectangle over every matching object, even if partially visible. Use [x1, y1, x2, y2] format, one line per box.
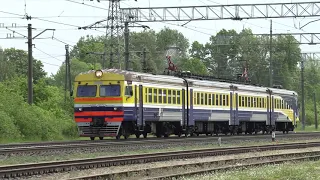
[70, 150, 320, 180]
[0, 131, 318, 149]
[147, 155, 320, 180]
[1, 141, 320, 178]
[1, 132, 320, 156]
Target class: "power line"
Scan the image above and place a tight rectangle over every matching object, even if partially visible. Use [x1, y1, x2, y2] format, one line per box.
[52, 37, 76, 47]
[41, 61, 62, 67]
[32, 17, 80, 28]
[34, 47, 64, 62]
[0, 10, 25, 17]
[65, 0, 109, 11]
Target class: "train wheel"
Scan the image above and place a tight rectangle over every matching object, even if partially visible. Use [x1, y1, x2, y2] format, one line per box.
[124, 134, 129, 139]
[135, 133, 140, 139]
[99, 137, 104, 140]
[143, 133, 147, 138]
[156, 133, 162, 138]
[177, 132, 182, 137]
[116, 134, 121, 140]
[90, 137, 95, 141]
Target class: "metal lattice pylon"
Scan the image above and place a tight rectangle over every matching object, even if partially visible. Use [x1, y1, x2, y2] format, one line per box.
[79, 0, 124, 69]
[105, 0, 123, 69]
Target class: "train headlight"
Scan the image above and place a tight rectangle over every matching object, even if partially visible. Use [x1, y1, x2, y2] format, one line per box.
[95, 70, 103, 78]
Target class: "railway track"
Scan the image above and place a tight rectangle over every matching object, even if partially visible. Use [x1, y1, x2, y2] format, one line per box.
[0, 131, 318, 149]
[1, 141, 320, 179]
[1, 132, 320, 156]
[70, 150, 320, 180]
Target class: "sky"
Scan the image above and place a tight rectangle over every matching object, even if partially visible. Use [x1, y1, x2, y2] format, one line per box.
[0, 0, 320, 76]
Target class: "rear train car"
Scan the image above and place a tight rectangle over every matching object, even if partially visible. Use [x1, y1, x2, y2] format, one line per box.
[72, 69, 299, 140]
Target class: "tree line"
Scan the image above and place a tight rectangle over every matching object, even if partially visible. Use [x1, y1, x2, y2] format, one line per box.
[0, 27, 319, 142]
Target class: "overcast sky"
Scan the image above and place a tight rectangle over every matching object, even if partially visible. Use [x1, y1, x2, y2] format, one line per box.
[1, 0, 319, 76]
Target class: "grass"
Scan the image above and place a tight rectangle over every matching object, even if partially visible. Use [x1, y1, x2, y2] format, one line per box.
[296, 124, 320, 132]
[182, 160, 320, 180]
[1, 138, 320, 166]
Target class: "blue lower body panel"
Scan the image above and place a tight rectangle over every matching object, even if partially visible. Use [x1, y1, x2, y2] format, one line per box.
[123, 106, 290, 123]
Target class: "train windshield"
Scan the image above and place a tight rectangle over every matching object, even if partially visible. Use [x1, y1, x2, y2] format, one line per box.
[77, 85, 97, 97]
[100, 85, 121, 97]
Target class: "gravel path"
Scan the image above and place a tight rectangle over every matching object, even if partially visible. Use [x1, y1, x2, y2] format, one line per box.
[24, 146, 320, 180]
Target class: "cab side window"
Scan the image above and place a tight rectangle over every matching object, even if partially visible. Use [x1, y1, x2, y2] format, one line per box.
[125, 86, 133, 96]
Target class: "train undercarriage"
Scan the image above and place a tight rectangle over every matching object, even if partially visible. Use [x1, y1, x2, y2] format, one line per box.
[84, 120, 295, 140]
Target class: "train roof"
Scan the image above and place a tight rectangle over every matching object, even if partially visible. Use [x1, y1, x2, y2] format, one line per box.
[77, 69, 298, 98]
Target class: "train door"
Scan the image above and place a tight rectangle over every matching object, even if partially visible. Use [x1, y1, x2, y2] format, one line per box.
[266, 93, 275, 132]
[229, 90, 239, 134]
[134, 84, 146, 137]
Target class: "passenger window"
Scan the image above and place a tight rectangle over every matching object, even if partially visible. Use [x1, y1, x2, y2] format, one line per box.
[226, 95, 229, 106]
[222, 95, 225, 106]
[154, 89, 158, 103]
[168, 90, 172, 104]
[148, 88, 152, 103]
[173, 90, 176, 104]
[144, 88, 148, 102]
[212, 94, 215, 106]
[242, 96, 245, 107]
[177, 91, 181, 104]
[216, 94, 219, 105]
[158, 89, 163, 103]
[245, 97, 248, 107]
[251, 97, 254, 107]
[163, 89, 167, 104]
[197, 93, 200, 105]
[205, 93, 208, 105]
[201, 93, 204, 105]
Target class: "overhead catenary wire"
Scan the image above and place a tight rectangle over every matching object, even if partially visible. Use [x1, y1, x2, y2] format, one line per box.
[34, 46, 64, 62]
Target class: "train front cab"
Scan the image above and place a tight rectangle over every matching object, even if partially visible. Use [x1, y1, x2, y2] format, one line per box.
[73, 70, 126, 140]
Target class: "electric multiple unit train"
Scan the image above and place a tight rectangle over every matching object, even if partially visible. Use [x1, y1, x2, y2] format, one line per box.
[73, 69, 299, 140]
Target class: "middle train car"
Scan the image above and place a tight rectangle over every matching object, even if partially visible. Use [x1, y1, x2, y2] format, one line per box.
[104, 69, 298, 138]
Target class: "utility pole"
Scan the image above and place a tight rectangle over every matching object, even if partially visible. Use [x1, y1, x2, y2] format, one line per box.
[1, 23, 55, 104]
[65, 45, 70, 103]
[102, 52, 106, 69]
[314, 92, 318, 129]
[142, 48, 147, 73]
[301, 53, 306, 130]
[27, 24, 33, 105]
[269, 20, 273, 87]
[66, 46, 71, 93]
[124, 22, 130, 71]
[65, 46, 68, 103]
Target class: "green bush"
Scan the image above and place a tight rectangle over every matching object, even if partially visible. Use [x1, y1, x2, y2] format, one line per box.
[0, 110, 21, 140]
[0, 77, 78, 142]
